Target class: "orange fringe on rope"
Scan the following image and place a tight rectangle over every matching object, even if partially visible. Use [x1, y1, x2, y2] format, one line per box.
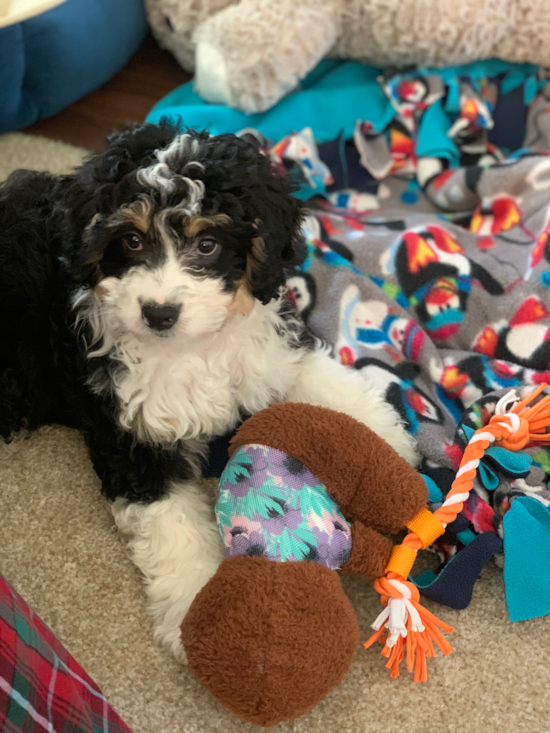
[365, 383, 550, 680]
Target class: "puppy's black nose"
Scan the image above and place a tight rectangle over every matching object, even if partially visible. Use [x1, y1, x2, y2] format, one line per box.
[142, 302, 181, 331]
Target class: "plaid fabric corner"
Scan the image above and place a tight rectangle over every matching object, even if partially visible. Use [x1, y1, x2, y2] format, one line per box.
[0, 574, 133, 733]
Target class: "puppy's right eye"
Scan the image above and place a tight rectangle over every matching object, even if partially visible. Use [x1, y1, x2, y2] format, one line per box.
[197, 237, 219, 256]
[122, 234, 143, 252]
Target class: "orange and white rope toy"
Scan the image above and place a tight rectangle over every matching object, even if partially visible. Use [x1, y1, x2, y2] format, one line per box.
[364, 383, 550, 681]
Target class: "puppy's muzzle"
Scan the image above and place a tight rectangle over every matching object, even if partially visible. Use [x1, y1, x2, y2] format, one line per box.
[141, 302, 181, 331]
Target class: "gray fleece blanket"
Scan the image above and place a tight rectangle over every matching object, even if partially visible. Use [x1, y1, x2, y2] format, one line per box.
[288, 154, 550, 614]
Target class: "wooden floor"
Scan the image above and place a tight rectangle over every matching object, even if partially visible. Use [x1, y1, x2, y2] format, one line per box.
[25, 35, 191, 152]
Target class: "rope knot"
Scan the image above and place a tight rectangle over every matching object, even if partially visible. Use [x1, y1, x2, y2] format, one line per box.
[488, 412, 528, 450]
[375, 576, 420, 605]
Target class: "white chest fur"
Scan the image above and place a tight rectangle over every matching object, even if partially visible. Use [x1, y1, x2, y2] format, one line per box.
[108, 301, 305, 444]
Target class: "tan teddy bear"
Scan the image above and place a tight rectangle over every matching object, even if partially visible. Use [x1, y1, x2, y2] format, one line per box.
[146, 0, 550, 114]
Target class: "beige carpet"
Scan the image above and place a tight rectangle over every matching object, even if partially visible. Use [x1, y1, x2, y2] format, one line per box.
[1, 133, 549, 733]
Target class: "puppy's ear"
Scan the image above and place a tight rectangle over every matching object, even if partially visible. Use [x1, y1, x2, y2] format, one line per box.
[200, 133, 305, 306]
[244, 168, 306, 305]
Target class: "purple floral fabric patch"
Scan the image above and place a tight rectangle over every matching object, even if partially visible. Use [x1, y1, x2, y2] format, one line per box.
[216, 444, 352, 569]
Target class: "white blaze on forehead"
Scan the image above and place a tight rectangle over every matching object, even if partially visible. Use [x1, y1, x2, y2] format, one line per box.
[124, 253, 189, 306]
[136, 133, 206, 213]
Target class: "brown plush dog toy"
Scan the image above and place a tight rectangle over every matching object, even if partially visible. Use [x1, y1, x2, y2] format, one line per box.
[181, 403, 427, 726]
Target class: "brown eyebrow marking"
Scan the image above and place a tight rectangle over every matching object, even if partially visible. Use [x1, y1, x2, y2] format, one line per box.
[107, 197, 154, 233]
[183, 214, 232, 238]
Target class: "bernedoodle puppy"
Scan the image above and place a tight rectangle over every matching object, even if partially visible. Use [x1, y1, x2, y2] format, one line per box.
[0, 121, 417, 661]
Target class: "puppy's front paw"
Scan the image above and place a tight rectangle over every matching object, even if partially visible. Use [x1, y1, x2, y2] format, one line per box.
[347, 394, 420, 467]
[172, 643, 188, 666]
[385, 424, 420, 467]
[152, 621, 190, 665]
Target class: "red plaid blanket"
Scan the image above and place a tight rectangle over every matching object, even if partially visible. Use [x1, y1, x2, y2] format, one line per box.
[0, 574, 133, 733]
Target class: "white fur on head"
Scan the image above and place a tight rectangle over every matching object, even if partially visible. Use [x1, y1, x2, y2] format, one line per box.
[136, 134, 206, 208]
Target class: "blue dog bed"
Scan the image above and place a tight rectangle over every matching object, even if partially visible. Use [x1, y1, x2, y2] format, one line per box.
[0, 0, 148, 133]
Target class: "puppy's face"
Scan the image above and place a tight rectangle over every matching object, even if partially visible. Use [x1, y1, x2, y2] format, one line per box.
[67, 126, 304, 345]
[87, 196, 258, 341]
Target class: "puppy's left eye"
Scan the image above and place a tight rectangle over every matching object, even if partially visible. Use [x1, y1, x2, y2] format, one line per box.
[197, 238, 219, 256]
[122, 234, 143, 252]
